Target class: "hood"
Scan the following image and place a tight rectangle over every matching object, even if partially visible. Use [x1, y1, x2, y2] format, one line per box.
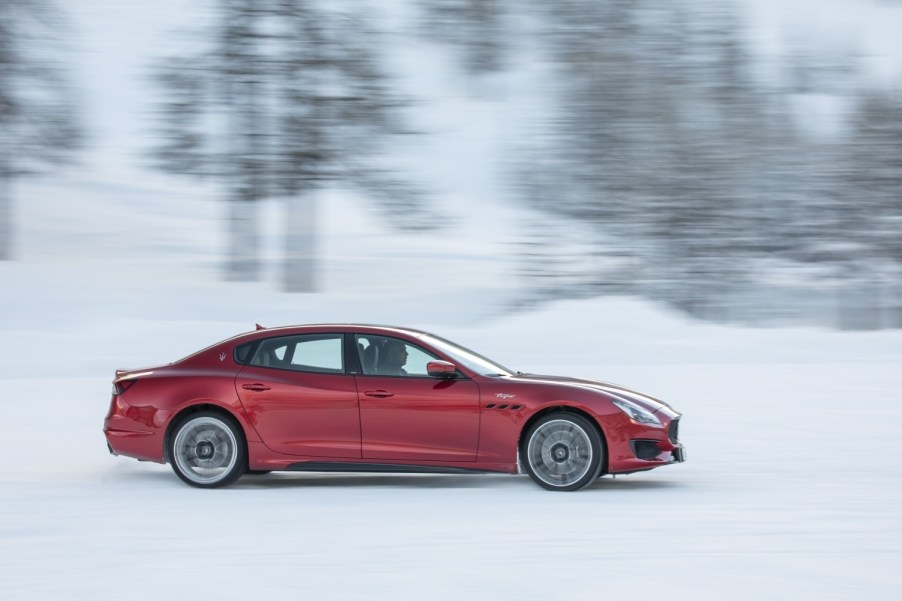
[512, 373, 672, 414]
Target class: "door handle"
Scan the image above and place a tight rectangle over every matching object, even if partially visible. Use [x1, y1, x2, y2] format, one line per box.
[242, 383, 271, 392]
[364, 390, 394, 398]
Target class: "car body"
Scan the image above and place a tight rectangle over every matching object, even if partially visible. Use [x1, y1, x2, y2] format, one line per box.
[104, 324, 685, 491]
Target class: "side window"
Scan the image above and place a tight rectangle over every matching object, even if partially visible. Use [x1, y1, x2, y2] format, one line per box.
[355, 335, 438, 377]
[290, 337, 343, 372]
[250, 334, 344, 374]
[234, 341, 257, 364]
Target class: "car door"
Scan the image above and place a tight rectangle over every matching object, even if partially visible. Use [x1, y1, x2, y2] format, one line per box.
[235, 333, 361, 458]
[354, 334, 479, 462]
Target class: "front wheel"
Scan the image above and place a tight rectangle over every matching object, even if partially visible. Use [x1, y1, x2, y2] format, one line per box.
[521, 413, 603, 491]
[169, 412, 247, 488]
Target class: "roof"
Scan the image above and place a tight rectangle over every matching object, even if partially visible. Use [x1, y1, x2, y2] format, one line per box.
[236, 323, 435, 341]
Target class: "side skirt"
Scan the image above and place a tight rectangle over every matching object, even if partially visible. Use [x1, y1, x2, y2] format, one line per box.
[283, 462, 510, 475]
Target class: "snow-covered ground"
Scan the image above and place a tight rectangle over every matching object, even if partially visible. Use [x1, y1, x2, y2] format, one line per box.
[2, 173, 901, 600]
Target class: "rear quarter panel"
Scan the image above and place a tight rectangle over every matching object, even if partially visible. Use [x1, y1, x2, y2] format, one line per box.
[107, 348, 259, 462]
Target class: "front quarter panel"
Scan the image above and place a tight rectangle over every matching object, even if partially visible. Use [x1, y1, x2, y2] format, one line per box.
[474, 378, 612, 464]
[474, 376, 681, 475]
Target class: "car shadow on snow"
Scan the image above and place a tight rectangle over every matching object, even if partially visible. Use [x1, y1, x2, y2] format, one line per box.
[588, 476, 683, 491]
[232, 472, 686, 491]
[104, 468, 684, 491]
[232, 472, 521, 490]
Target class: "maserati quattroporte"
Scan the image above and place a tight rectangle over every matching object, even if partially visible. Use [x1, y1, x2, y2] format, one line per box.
[104, 324, 685, 491]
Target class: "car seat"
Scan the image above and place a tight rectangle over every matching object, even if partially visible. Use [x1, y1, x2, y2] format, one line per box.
[363, 342, 379, 374]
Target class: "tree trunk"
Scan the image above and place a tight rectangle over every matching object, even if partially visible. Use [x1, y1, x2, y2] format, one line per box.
[226, 196, 258, 281]
[283, 191, 316, 293]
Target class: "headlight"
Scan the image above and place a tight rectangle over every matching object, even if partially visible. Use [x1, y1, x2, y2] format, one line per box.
[611, 398, 661, 425]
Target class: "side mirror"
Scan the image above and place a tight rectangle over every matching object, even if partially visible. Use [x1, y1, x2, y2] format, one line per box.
[427, 360, 458, 379]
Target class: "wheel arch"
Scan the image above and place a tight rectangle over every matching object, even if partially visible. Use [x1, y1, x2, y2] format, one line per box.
[518, 405, 609, 475]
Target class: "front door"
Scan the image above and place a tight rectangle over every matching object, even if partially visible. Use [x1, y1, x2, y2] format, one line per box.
[354, 335, 479, 462]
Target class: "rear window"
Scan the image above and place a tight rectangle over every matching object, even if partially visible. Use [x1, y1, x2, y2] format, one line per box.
[234, 341, 257, 365]
[248, 334, 344, 374]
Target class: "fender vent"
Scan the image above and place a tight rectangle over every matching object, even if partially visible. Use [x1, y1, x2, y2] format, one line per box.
[485, 404, 523, 411]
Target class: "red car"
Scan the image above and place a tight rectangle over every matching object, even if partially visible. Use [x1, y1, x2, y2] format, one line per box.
[104, 324, 685, 491]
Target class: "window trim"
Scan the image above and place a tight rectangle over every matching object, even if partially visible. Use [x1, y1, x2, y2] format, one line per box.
[344, 333, 363, 375]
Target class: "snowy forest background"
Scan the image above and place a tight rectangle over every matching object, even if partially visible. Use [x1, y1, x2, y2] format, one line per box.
[3, 3, 902, 599]
[2, 0, 902, 328]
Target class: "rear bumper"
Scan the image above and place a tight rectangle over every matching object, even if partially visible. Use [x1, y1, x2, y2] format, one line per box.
[104, 416, 165, 463]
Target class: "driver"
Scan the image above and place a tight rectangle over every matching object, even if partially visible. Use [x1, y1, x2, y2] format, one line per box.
[378, 339, 408, 376]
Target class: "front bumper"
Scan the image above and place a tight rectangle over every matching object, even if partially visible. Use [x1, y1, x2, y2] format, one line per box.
[606, 414, 685, 474]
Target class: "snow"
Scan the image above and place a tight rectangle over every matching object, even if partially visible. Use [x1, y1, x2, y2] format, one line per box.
[3, 364, 901, 600]
[3, 173, 902, 600]
[2, 1, 902, 599]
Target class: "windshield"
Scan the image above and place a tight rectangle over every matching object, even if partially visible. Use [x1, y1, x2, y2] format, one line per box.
[419, 334, 515, 377]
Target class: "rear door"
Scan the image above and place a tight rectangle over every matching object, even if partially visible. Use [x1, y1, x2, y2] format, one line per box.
[235, 333, 361, 458]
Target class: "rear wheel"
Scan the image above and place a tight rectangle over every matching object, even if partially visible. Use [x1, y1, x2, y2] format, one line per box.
[521, 413, 603, 491]
[169, 412, 246, 488]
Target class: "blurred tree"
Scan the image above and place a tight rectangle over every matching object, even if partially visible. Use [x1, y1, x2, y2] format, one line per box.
[270, 0, 426, 292]
[418, 0, 507, 78]
[832, 91, 902, 328]
[516, 0, 787, 320]
[845, 92, 902, 267]
[151, 0, 426, 290]
[0, 0, 81, 261]
[152, 0, 268, 282]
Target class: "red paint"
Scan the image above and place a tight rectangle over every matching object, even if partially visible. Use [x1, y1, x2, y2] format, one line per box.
[356, 375, 480, 462]
[104, 325, 685, 482]
[236, 365, 361, 458]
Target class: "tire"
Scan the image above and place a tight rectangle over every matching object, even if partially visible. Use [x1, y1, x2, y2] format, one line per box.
[521, 412, 603, 491]
[169, 412, 247, 488]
